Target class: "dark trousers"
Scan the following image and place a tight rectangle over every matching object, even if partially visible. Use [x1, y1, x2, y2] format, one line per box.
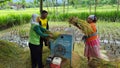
[29, 43, 43, 68]
[40, 37, 50, 49]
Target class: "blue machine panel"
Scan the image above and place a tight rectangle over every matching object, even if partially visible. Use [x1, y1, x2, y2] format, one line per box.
[50, 34, 73, 60]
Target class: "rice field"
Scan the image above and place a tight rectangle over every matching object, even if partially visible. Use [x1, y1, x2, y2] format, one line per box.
[1, 5, 120, 29]
[96, 21, 120, 60]
[0, 5, 119, 14]
[0, 20, 120, 68]
[0, 5, 120, 67]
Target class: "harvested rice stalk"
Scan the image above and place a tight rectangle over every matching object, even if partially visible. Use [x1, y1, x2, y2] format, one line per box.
[51, 32, 62, 40]
[45, 31, 62, 40]
[69, 17, 94, 36]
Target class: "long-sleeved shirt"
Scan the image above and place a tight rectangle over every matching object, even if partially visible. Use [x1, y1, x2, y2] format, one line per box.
[29, 24, 49, 45]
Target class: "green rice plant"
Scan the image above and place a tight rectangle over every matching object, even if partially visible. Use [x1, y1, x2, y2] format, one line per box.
[0, 13, 32, 29]
[1, 10, 120, 29]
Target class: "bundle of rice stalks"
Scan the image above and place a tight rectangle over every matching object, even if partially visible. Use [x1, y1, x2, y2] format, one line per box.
[69, 17, 94, 36]
[45, 31, 62, 40]
[52, 32, 62, 39]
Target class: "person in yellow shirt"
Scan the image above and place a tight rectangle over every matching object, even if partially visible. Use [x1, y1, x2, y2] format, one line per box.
[37, 10, 50, 49]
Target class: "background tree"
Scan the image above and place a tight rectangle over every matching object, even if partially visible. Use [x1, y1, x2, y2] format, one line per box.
[89, 0, 92, 14]
[62, 0, 66, 14]
[40, 0, 43, 13]
[67, 0, 69, 13]
[21, 0, 26, 9]
[34, 0, 37, 7]
[0, 0, 12, 9]
[117, 0, 120, 12]
[33, 0, 39, 7]
[94, 0, 98, 15]
[45, 0, 50, 11]
[69, 0, 79, 8]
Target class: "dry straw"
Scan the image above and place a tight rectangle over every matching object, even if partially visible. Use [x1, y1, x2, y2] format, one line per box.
[69, 17, 94, 36]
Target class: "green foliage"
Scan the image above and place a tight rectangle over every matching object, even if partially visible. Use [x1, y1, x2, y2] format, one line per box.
[0, 9, 120, 29]
[69, 0, 117, 7]
[48, 11, 120, 22]
[0, 13, 31, 29]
